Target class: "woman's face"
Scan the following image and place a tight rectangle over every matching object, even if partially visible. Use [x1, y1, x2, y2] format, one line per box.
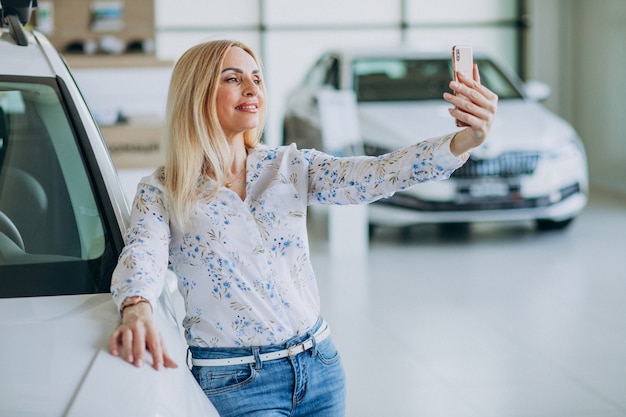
[216, 46, 264, 141]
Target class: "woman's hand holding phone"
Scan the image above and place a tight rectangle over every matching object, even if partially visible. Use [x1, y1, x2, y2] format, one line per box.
[444, 45, 499, 156]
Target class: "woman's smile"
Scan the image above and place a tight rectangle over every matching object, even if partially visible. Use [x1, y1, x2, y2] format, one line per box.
[235, 102, 259, 112]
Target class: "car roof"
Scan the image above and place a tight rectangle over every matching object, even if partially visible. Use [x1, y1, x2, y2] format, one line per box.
[325, 45, 488, 62]
[0, 27, 56, 77]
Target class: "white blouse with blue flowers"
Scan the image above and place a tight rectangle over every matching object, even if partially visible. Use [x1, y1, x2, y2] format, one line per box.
[111, 133, 467, 348]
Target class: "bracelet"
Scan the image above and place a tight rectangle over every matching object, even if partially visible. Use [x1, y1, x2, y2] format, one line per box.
[120, 295, 149, 315]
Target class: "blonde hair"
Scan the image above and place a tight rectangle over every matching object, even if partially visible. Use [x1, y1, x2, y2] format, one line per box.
[163, 39, 266, 228]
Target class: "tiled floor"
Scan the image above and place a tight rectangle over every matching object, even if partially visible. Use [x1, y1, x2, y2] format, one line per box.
[119, 170, 626, 417]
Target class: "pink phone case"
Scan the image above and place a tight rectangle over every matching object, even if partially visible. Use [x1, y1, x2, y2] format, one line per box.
[452, 45, 473, 127]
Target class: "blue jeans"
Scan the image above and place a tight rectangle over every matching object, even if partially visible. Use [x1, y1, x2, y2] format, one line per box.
[189, 319, 346, 417]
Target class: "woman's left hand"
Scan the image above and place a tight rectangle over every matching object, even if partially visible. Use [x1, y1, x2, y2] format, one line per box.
[444, 64, 498, 157]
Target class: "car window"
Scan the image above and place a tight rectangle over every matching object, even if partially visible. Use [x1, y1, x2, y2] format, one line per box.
[0, 78, 115, 298]
[353, 57, 522, 102]
[473, 59, 523, 100]
[304, 56, 339, 90]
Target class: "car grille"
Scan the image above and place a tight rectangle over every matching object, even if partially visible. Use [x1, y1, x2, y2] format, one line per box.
[451, 152, 541, 178]
[378, 183, 581, 211]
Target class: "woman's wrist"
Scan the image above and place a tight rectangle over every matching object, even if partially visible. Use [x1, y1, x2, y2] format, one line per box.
[120, 295, 151, 318]
[449, 130, 470, 157]
[449, 128, 481, 157]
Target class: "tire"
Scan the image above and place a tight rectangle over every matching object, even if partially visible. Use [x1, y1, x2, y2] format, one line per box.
[438, 222, 470, 236]
[282, 117, 323, 150]
[536, 218, 574, 231]
[282, 122, 292, 146]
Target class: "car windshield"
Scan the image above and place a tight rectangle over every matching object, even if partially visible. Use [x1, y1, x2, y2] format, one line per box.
[0, 78, 116, 298]
[353, 57, 522, 102]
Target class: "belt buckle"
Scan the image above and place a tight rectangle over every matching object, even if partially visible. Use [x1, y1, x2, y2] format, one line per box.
[287, 342, 304, 358]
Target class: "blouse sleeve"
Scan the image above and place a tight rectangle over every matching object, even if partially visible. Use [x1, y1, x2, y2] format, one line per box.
[305, 133, 468, 205]
[110, 176, 171, 312]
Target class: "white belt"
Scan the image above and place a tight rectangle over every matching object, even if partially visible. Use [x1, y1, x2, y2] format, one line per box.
[191, 323, 331, 367]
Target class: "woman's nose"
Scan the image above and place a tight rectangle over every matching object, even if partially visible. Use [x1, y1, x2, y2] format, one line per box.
[243, 79, 258, 96]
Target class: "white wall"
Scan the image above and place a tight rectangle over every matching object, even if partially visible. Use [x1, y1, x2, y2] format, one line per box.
[73, 67, 172, 121]
[153, 0, 521, 148]
[572, 0, 626, 194]
[527, 0, 626, 195]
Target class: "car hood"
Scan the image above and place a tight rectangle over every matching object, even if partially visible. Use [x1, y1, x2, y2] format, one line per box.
[358, 99, 576, 158]
[0, 293, 218, 417]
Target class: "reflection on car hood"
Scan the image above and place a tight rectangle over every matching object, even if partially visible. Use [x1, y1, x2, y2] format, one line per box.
[358, 99, 576, 158]
[0, 293, 218, 417]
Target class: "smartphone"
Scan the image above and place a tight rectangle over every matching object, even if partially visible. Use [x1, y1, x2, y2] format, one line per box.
[452, 45, 473, 81]
[451, 45, 473, 127]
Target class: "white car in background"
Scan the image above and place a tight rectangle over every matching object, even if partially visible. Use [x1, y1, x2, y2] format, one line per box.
[282, 47, 588, 232]
[0, 2, 218, 416]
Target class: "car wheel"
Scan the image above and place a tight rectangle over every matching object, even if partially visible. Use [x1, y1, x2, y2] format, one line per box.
[282, 122, 292, 146]
[282, 117, 323, 150]
[368, 223, 376, 237]
[536, 218, 574, 231]
[438, 222, 470, 237]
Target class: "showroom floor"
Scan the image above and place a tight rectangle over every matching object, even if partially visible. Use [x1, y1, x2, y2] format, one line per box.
[311, 189, 626, 417]
[119, 170, 626, 417]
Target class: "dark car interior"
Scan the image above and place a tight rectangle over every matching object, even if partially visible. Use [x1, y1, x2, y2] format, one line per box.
[0, 80, 115, 297]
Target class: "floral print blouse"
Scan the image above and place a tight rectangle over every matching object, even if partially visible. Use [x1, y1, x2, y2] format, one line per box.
[111, 133, 467, 348]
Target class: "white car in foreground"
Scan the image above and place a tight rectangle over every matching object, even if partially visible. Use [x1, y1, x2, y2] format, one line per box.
[0, 2, 218, 415]
[282, 47, 588, 231]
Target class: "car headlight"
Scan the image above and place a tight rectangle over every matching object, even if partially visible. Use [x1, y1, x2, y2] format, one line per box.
[538, 120, 586, 160]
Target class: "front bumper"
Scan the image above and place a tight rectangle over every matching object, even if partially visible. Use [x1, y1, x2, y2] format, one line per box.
[381, 182, 580, 212]
[369, 183, 587, 227]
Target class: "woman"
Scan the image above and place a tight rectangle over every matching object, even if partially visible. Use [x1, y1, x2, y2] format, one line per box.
[109, 39, 497, 416]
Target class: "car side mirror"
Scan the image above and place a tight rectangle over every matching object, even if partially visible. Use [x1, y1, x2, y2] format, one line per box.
[0, 0, 37, 46]
[524, 80, 551, 102]
[0, 0, 37, 25]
